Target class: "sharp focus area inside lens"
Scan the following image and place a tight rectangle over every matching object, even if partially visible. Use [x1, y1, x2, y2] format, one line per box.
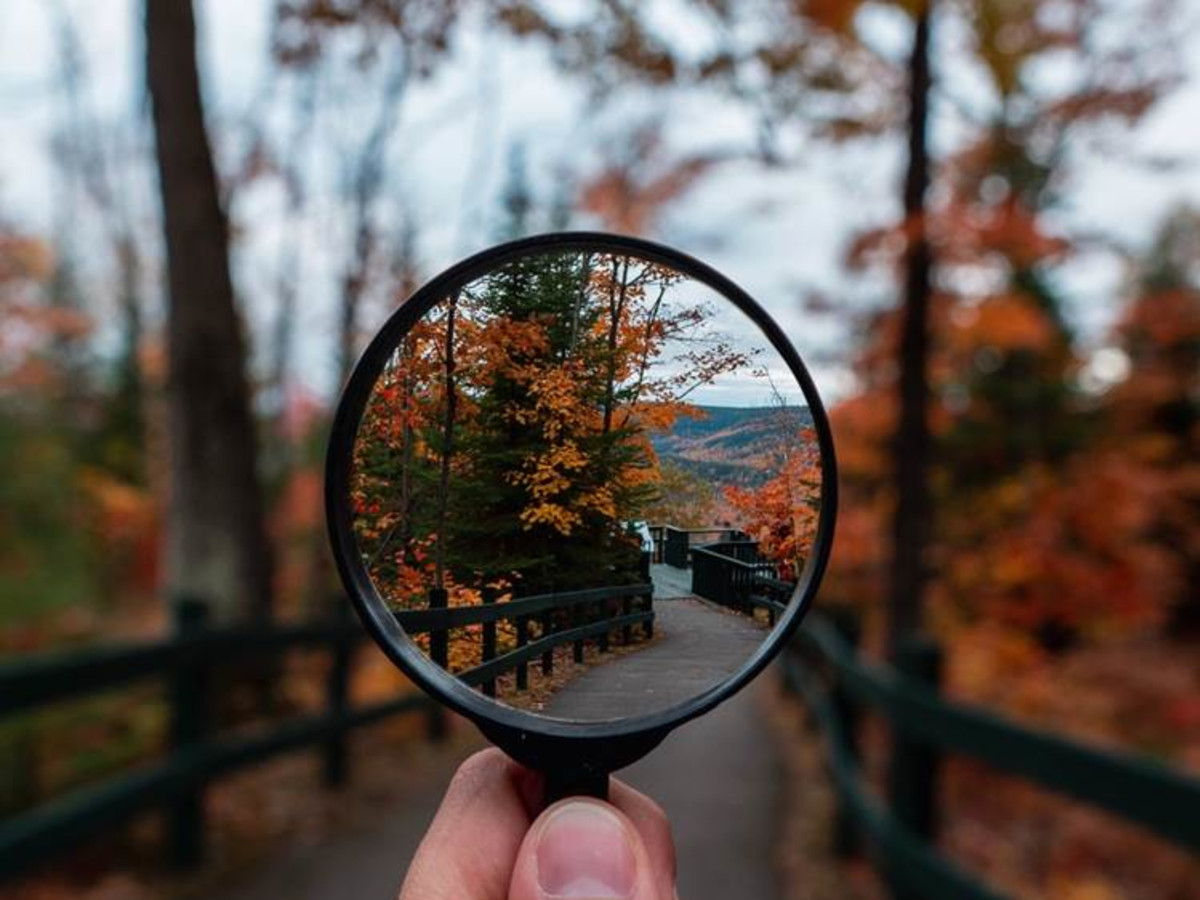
[349, 249, 822, 721]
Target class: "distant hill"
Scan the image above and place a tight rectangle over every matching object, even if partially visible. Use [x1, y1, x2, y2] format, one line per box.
[651, 405, 812, 487]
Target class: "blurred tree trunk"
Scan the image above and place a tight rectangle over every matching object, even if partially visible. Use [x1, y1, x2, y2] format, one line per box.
[886, 3, 934, 656]
[145, 0, 274, 624]
[337, 56, 409, 383]
[50, 7, 148, 486]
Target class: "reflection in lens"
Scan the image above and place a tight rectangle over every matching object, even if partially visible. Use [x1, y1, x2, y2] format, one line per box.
[350, 249, 821, 721]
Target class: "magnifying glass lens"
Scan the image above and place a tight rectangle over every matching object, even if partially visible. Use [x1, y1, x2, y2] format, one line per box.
[344, 245, 826, 723]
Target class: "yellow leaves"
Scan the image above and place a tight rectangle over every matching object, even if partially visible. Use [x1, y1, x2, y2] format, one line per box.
[518, 502, 582, 534]
[576, 485, 617, 520]
[508, 440, 619, 536]
[511, 441, 588, 499]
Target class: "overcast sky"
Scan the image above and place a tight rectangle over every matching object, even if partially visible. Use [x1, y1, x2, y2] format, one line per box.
[1, 1, 1198, 404]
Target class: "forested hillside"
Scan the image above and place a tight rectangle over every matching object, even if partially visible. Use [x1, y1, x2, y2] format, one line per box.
[651, 405, 812, 487]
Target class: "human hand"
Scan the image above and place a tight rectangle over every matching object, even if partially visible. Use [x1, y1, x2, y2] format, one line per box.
[400, 748, 678, 900]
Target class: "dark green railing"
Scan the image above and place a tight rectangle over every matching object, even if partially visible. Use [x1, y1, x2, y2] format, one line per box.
[788, 614, 1200, 899]
[394, 582, 654, 697]
[690, 541, 791, 624]
[656, 526, 740, 568]
[0, 599, 443, 883]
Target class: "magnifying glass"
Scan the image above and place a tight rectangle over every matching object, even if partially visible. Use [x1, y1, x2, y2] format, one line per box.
[325, 232, 836, 804]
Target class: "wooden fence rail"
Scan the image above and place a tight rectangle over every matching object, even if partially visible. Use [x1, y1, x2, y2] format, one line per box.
[657, 526, 740, 569]
[0, 598, 443, 883]
[393, 583, 654, 697]
[788, 614, 1200, 900]
[690, 543, 781, 619]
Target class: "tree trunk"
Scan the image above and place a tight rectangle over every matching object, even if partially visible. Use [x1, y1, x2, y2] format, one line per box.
[886, 3, 934, 656]
[146, 0, 274, 624]
[601, 257, 630, 435]
[434, 293, 459, 589]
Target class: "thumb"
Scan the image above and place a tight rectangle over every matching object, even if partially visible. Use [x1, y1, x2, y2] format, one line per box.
[507, 799, 669, 900]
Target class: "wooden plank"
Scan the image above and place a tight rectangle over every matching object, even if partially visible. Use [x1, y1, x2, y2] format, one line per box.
[798, 617, 1200, 855]
[393, 583, 650, 633]
[785, 654, 1010, 900]
[0, 622, 361, 718]
[0, 693, 432, 882]
[458, 611, 653, 686]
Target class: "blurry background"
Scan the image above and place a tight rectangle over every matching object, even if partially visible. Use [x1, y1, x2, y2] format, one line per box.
[0, 1, 1197, 899]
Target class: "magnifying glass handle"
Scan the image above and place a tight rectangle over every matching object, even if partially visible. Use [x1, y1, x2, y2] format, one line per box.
[544, 768, 610, 806]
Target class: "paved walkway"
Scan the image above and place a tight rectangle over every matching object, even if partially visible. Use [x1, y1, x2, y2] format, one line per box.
[544, 596, 768, 721]
[203, 681, 778, 900]
[202, 567, 779, 900]
[651, 562, 694, 599]
[623, 679, 778, 900]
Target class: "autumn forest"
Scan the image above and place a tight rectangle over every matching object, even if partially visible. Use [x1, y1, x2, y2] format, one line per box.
[1, 0, 1198, 898]
[350, 248, 820, 699]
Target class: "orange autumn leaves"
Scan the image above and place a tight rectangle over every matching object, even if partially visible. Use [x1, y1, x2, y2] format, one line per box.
[724, 426, 823, 579]
[506, 356, 617, 535]
[351, 252, 756, 611]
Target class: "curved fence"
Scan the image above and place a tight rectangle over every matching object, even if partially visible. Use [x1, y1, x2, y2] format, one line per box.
[654, 526, 742, 568]
[393, 583, 654, 697]
[0, 600, 443, 882]
[690, 542, 792, 623]
[788, 614, 1200, 900]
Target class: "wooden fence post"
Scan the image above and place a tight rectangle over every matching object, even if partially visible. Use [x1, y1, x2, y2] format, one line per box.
[829, 610, 863, 860]
[425, 700, 448, 742]
[424, 587, 450, 740]
[169, 597, 210, 870]
[572, 603, 585, 663]
[597, 601, 610, 653]
[427, 587, 449, 670]
[887, 634, 943, 899]
[482, 586, 497, 698]
[541, 613, 554, 676]
[515, 616, 528, 690]
[323, 601, 353, 788]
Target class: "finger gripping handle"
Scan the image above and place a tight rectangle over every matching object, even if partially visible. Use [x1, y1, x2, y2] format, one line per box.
[544, 768, 610, 806]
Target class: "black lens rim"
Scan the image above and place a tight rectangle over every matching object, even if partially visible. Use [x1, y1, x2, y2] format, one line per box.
[325, 231, 838, 743]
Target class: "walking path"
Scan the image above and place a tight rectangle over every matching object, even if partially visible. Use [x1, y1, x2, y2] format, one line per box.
[623, 679, 779, 900]
[651, 562, 694, 599]
[203, 680, 777, 900]
[202, 567, 779, 900]
[543, 596, 768, 720]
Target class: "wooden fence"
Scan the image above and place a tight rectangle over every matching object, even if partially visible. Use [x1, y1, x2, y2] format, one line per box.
[0, 599, 443, 883]
[689, 538, 1200, 896]
[10, 557, 1196, 896]
[656, 526, 741, 568]
[690, 542, 789, 623]
[394, 583, 654, 697]
[788, 613, 1200, 900]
